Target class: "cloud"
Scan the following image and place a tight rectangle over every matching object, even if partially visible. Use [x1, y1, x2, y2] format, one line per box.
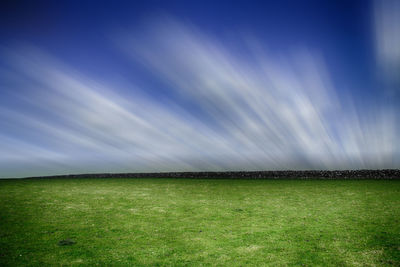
[119, 19, 398, 169]
[374, 0, 400, 91]
[0, 19, 398, 177]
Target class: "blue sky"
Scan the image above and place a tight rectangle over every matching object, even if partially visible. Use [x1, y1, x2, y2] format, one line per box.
[0, 0, 399, 177]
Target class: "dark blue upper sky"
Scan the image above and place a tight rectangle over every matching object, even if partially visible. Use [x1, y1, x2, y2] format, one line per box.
[0, 0, 376, 92]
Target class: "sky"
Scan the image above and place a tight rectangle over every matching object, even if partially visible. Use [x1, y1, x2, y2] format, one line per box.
[0, 0, 399, 178]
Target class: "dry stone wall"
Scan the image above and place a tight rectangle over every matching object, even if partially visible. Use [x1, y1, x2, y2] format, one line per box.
[25, 169, 400, 179]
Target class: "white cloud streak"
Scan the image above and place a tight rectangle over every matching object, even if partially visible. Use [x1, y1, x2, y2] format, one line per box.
[0, 18, 398, 177]
[374, 0, 400, 90]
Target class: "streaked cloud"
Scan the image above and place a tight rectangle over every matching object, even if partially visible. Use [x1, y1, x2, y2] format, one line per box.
[0, 17, 398, 178]
[374, 0, 400, 90]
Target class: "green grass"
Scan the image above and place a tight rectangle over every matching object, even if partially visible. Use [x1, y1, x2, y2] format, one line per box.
[0, 179, 399, 266]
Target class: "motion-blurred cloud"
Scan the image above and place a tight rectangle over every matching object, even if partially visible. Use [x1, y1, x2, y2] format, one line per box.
[374, 0, 400, 91]
[0, 13, 399, 177]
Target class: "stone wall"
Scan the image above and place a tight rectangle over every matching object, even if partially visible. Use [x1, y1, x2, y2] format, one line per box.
[25, 169, 400, 179]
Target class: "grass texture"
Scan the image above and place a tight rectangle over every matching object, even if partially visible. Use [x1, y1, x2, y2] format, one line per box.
[0, 178, 399, 266]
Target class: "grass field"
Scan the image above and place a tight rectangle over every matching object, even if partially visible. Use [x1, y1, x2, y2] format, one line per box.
[0, 178, 399, 266]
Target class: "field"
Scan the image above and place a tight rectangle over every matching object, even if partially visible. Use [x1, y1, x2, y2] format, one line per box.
[0, 178, 399, 266]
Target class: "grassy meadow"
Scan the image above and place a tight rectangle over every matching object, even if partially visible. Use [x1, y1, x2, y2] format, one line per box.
[0, 178, 399, 266]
